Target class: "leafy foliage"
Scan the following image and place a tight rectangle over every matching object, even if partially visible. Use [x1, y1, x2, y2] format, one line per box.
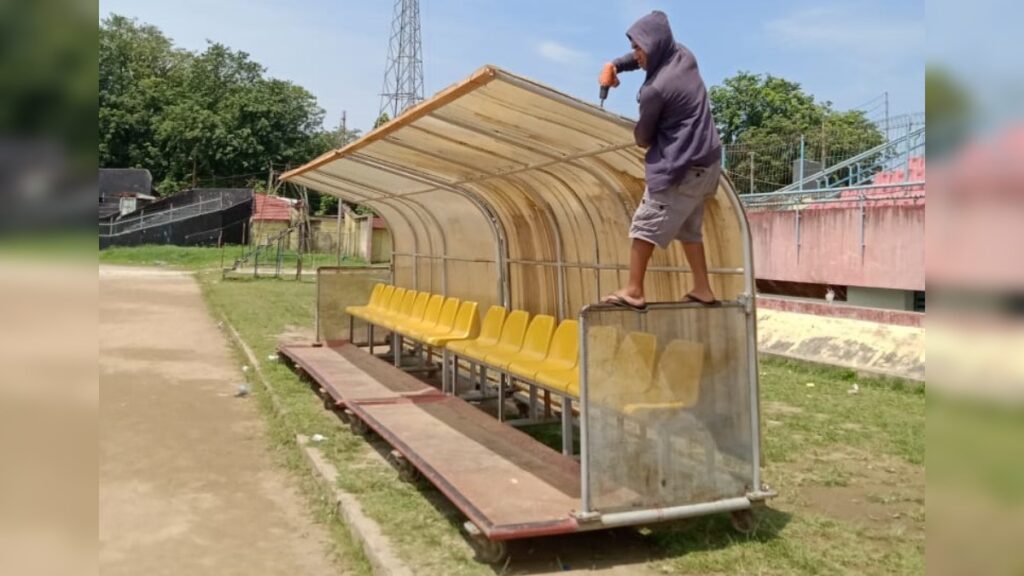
[99, 15, 334, 195]
[710, 72, 884, 192]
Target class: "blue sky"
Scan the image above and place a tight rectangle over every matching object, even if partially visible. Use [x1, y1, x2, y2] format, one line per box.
[100, 0, 925, 134]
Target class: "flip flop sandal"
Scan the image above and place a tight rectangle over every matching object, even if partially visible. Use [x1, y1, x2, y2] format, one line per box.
[603, 294, 648, 311]
[681, 293, 721, 307]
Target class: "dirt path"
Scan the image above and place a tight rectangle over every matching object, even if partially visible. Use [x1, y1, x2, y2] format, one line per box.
[99, 266, 342, 575]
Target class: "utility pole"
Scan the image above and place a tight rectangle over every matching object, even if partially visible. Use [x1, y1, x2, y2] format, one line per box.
[749, 152, 755, 194]
[821, 116, 827, 166]
[337, 111, 347, 265]
[798, 135, 806, 191]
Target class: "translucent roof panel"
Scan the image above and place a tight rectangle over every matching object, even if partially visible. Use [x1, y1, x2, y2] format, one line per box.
[283, 66, 752, 319]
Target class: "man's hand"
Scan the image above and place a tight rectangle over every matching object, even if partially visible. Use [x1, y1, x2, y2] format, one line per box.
[599, 62, 620, 88]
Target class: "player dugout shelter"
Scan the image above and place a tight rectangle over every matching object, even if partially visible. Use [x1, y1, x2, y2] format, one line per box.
[282, 66, 770, 545]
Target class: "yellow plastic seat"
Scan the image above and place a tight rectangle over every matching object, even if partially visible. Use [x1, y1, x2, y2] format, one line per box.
[373, 288, 415, 327]
[487, 314, 555, 370]
[508, 319, 578, 381]
[534, 324, 620, 398]
[369, 285, 396, 313]
[378, 290, 419, 330]
[424, 301, 479, 346]
[446, 306, 506, 355]
[397, 294, 444, 338]
[344, 283, 385, 318]
[347, 284, 391, 321]
[596, 331, 659, 408]
[536, 366, 579, 396]
[620, 339, 705, 415]
[363, 287, 405, 324]
[459, 310, 528, 363]
[407, 297, 459, 341]
[386, 291, 429, 331]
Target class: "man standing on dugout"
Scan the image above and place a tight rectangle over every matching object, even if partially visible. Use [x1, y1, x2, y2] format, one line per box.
[600, 10, 722, 311]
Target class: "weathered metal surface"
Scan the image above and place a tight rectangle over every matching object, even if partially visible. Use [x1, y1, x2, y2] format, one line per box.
[280, 341, 583, 539]
[278, 343, 442, 403]
[349, 397, 582, 540]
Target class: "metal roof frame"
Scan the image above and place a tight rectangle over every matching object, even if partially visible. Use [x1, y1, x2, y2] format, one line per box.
[283, 65, 751, 318]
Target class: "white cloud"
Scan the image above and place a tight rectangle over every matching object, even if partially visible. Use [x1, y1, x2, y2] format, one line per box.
[765, 5, 924, 61]
[535, 40, 588, 65]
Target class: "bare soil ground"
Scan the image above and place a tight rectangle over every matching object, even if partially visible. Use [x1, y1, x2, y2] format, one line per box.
[98, 266, 344, 575]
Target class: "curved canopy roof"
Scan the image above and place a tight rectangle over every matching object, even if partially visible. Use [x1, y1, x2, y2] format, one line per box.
[283, 66, 751, 319]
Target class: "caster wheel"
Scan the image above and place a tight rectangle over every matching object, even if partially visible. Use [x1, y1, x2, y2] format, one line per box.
[730, 509, 758, 535]
[322, 393, 338, 411]
[387, 450, 421, 483]
[470, 535, 508, 564]
[349, 417, 371, 438]
[512, 399, 531, 419]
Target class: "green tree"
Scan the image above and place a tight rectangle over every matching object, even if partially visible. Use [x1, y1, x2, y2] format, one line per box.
[313, 120, 362, 215]
[374, 112, 391, 129]
[99, 15, 334, 195]
[710, 72, 884, 193]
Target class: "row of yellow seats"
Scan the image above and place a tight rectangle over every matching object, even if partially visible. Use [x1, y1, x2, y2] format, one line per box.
[446, 307, 581, 397]
[345, 284, 480, 347]
[347, 285, 706, 414]
[448, 312, 706, 415]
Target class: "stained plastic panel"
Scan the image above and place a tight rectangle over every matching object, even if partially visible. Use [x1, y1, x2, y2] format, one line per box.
[285, 66, 749, 321]
[581, 305, 756, 512]
[315, 267, 391, 343]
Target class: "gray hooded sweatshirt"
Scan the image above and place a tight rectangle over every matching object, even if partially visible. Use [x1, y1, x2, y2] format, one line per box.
[613, 11, 721, 193]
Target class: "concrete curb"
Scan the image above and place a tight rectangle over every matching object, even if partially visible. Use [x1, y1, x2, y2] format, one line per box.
[759, 350, 925, 387]
[756, 308, 925, 382]
[298, 435, 414, 576]
[218, 315, 413, 576]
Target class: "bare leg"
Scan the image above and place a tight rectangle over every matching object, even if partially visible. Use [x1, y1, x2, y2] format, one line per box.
[682, 241, 715, 302]
[602, 238, 655, 306]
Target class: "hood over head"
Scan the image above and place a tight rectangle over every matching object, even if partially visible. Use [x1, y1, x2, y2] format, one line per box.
[626, 11, 677, 76]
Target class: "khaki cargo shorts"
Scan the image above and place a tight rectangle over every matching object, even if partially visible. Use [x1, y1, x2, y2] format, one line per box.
[629, 164, 721, 248]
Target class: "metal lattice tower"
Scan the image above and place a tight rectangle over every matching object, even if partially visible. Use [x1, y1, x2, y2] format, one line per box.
[379, 0, 424, 119]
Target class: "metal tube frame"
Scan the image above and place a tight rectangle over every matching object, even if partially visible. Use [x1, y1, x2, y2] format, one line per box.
[347, 153, 512, 309]
[576, 177, 763, 517]
[723, 179, 764, 494]
[296, 172, 423, 286]
[415, 111, 637, 310]
[393, 253, 744, 276]
[593, 497, 752, 529]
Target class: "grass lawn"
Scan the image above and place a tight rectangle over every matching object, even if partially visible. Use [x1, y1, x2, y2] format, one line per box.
[104, 248, 924, 574]
[100, 243, 361, 271]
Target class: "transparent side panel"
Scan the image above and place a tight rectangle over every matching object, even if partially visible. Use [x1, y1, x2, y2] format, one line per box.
[316, 267, 391, 343]
[582, 305, 755, 513]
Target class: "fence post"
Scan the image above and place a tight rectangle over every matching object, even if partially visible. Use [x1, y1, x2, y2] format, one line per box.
[749, 151, 755, 194]
[276, 237, 283, 277]
[798, 135, 806, 191]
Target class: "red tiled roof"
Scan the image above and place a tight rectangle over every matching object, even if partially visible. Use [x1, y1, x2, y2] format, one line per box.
[253, 194, 293, 221]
